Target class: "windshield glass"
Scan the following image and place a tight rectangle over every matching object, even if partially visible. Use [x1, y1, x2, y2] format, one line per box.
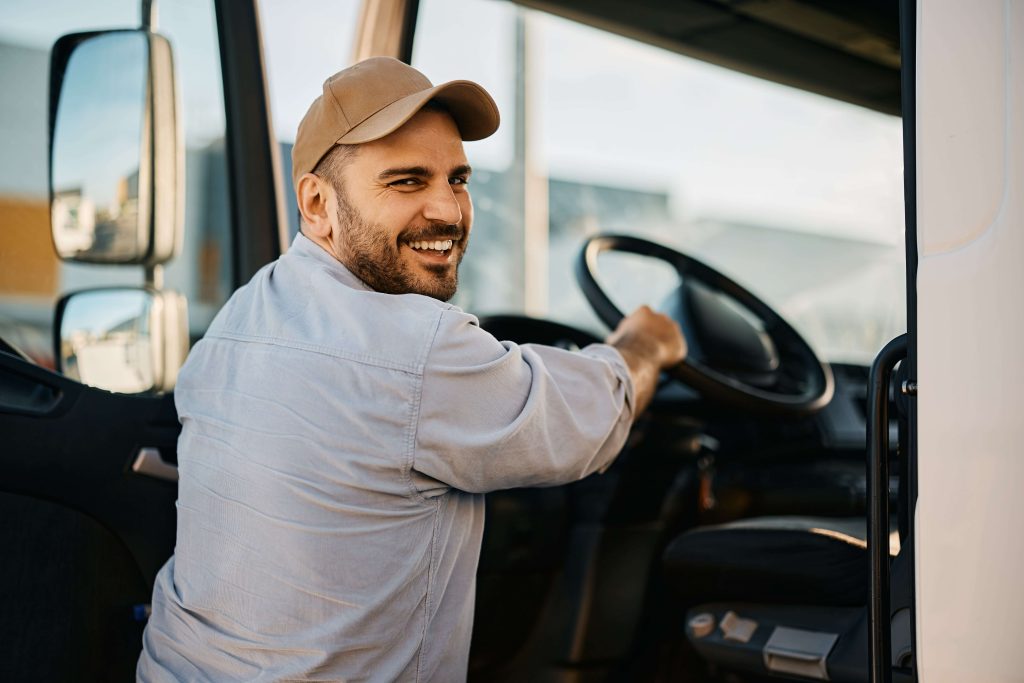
[415, 0, 905, 365]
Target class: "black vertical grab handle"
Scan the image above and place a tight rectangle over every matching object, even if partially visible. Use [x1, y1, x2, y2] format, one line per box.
[867, 333, 908, 683]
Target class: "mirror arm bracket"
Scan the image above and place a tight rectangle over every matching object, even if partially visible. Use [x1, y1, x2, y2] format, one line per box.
[146, 264, 164, 289]
[141, 0, 157, 31]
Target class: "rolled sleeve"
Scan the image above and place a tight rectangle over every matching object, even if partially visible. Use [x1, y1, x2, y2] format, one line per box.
[413, 309, 635, 494]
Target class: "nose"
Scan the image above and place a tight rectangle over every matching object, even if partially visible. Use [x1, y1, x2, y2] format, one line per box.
[422, 182, 463, 225]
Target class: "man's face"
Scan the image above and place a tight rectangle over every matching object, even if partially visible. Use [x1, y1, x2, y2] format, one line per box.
[324, 109, 473, 301]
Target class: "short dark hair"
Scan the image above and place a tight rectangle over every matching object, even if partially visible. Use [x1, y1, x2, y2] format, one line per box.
[300, 145, 358, 233]
[311, 143, 359, 190]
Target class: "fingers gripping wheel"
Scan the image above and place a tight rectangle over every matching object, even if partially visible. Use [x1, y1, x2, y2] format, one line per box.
[575, 234, 834, 415]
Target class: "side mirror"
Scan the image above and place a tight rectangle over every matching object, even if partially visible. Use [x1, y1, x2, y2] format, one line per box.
[55, 288, 188, 394]
[49, 30, 181, 265]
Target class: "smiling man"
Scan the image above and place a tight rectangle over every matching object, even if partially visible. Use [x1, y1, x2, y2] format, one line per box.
[138, 57, 684, 682]
[300, 99, 473, 302]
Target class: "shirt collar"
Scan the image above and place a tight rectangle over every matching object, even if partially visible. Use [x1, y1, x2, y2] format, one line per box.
[288, 231, 374, 292]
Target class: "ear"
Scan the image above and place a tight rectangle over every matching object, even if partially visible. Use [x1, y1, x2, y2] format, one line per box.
[296, 173, 333, 238]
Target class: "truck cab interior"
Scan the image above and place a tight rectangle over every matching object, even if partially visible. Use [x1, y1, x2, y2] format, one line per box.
[0, 1, 914, 681]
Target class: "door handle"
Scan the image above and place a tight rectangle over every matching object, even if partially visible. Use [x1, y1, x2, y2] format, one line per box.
[866, 334, 908, 683]
[131, 447, 178, 482]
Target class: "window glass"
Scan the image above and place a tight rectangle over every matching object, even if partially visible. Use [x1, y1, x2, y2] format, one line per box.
[258, 0, 362, 242]
[161, 0, 232, 335]
[413, 0, 905, 364]
[0, 0, 231, 369]
[413, 0, 522, 314]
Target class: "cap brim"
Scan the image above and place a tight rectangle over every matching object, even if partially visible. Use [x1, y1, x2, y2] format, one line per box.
[337, 80, 500, 145]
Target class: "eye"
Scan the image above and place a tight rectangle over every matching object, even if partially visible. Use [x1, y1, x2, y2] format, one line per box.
[450, 176, 470, 187]
[388, 178, 421, 187]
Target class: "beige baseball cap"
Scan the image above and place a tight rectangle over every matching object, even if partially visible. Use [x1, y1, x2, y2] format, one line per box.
[291, 57, 500, 190]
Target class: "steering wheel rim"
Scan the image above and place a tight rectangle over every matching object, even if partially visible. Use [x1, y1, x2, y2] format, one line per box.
[576, 234, 834, 416]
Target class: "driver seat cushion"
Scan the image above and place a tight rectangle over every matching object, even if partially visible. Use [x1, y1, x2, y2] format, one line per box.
[663, 516, 899, 607]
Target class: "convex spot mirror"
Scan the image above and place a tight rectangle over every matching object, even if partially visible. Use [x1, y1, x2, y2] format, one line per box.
[49, 30, 181, 265]
[55, 288, 188, 394]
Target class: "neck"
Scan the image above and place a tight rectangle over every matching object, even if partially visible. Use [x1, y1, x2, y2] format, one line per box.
[301, 229, 342, 262]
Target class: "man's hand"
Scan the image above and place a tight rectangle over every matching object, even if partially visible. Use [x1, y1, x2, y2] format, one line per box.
[606, 305, 687, 416]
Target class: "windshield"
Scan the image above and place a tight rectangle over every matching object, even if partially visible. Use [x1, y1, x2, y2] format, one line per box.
[415, 0, 905, 365]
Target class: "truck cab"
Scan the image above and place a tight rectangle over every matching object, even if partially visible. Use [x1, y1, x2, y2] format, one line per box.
[0, 1, 1020, 681]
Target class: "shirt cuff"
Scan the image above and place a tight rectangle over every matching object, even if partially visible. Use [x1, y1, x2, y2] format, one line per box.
[581, 344, 634, 473]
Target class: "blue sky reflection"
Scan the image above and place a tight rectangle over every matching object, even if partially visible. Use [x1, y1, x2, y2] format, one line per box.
[51, 32, 146, 208]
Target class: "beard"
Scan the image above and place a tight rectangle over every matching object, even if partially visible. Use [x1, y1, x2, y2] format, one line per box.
[328, 190, 467, 302]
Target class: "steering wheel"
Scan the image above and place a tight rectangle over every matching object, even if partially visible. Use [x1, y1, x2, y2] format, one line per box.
[576, 234, 833, 415]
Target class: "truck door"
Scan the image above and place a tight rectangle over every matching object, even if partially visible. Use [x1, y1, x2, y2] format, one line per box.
[0, 0, 364, 678]
[0, 2, 244, 680]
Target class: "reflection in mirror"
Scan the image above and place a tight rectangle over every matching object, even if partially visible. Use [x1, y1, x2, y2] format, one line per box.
[51, 32, 149, 262]
[50, 29, 180, 265]
[57, 288, 188, 394]
[60, 289, 153, 393]
[595, 251, 680, 317]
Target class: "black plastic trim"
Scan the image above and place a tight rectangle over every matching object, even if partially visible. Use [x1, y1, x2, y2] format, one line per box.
[512, 0, 900, 115]
[397, 0, 421, 64]
[897, 0, 919, 678]
[214, 0, 281, 285]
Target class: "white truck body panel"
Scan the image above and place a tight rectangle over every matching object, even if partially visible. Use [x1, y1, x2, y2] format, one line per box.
[916, 0, 1024, 680]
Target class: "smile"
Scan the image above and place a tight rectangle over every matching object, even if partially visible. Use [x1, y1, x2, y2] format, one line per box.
[403, 239, 455, 266]
[407, 239, 454, 253]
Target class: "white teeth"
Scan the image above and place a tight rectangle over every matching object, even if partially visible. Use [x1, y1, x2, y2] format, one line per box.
[408, 239, 453, 252]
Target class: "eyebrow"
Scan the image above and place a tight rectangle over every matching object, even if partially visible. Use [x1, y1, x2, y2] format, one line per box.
[377, 164, 473, 180]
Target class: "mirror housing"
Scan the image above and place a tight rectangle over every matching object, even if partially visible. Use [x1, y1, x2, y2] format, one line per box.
[49, 30, 181, 265]
[54, 288, 188, 394]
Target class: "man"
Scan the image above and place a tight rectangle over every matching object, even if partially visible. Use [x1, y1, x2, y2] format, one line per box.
[138, 57, 685, 682]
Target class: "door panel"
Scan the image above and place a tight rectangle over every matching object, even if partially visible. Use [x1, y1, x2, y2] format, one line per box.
[0, 351, 180, 679]
[0, 493, 150, 681]
[0, 1, 271, 680]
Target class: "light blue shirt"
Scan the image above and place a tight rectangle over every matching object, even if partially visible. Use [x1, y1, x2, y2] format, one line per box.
[138, 233, 635, 682]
